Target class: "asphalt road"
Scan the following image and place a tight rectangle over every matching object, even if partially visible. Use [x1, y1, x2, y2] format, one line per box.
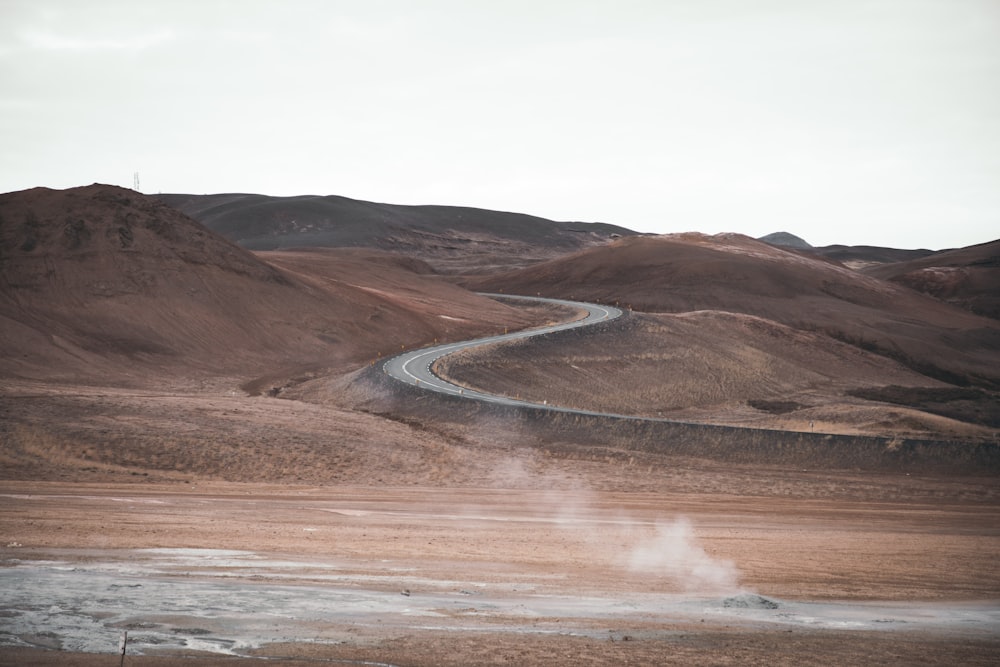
[382, 293, 622, 413]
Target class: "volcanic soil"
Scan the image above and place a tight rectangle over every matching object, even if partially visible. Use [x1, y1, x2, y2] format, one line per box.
[863, 238, 1000, 320]
[462, 233, 1000, 440]
[1, 186, 999, 665]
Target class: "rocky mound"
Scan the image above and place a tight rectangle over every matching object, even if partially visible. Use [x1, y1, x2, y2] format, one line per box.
[158, 192, 635, 273]
[722, 594, 780, 609]
[758, 231, 812, 249]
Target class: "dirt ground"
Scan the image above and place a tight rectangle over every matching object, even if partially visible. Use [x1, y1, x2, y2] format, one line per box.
[1, 302, 998, 665]
[5, 180, 999, 666]
[2, 471, 998, 666]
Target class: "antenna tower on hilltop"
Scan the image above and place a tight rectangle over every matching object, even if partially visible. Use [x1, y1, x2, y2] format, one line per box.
[133, 171, 140, 191]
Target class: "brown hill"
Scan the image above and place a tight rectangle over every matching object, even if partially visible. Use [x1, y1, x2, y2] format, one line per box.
[808, 244, 936, 269]
[0, 185, 546, 388]
[458, 234, 1000, 434]
[158, 192, 635, 274]
[863, 239, 1000, 320]
[437, 310, 999, 441]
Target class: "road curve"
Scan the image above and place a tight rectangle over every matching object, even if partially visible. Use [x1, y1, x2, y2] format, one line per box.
[382, 293, 622, 413]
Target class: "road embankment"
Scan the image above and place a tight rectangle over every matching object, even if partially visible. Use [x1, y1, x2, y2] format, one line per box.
[360, 356, 1000, 475]
[364, 294, 1000, 475]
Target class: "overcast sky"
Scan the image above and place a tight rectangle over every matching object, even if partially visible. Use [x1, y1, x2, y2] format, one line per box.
[2, 1, 997, 249]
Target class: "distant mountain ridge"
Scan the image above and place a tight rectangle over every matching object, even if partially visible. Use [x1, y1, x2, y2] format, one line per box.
[159, 192, 636, 273]
[135, 190, 1000, 317]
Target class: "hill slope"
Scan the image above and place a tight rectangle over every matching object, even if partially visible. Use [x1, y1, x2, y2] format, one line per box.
[808, 244, 936, 269]
[437, 310, 999, 440]
[863, 239, 1000, 320]
[0, 185, 546, 387]
[158, 192, 635, 273]
[460, 233, 1000, 435]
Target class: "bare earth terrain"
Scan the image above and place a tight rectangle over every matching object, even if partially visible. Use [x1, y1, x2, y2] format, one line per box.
[2, 186, 999, 665]
[2, 471, 999, 666]
[2, 375, 998, 665]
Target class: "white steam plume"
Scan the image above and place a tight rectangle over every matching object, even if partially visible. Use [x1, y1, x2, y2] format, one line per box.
[626, 517, 740, 594]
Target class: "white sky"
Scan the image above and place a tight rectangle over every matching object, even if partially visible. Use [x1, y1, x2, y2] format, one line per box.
[1, 0, 997, 249]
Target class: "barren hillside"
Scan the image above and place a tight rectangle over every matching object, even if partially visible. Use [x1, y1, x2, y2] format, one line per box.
[0, 185, 547, 389]
[458, 233, 1000, 437]
[466, 233, 1000, 387]
[809, 244, 936, 269]
[863, 239, 1000, 320]
[159, 192, 635, 273]
[437, 311, 999, 441]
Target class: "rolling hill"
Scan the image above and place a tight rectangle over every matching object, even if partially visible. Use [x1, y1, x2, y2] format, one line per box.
[158, 192, 635, 273]
[810, 244, 937, 269]
[3, 184, 996, 479]
[863, 239, 1000, 320]
[459, 233, 1000, 438]
[0, 184, 548, 388]
[758, 234, 996, 319]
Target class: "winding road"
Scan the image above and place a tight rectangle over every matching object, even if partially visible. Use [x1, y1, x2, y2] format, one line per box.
[382, 293, 622, 413]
